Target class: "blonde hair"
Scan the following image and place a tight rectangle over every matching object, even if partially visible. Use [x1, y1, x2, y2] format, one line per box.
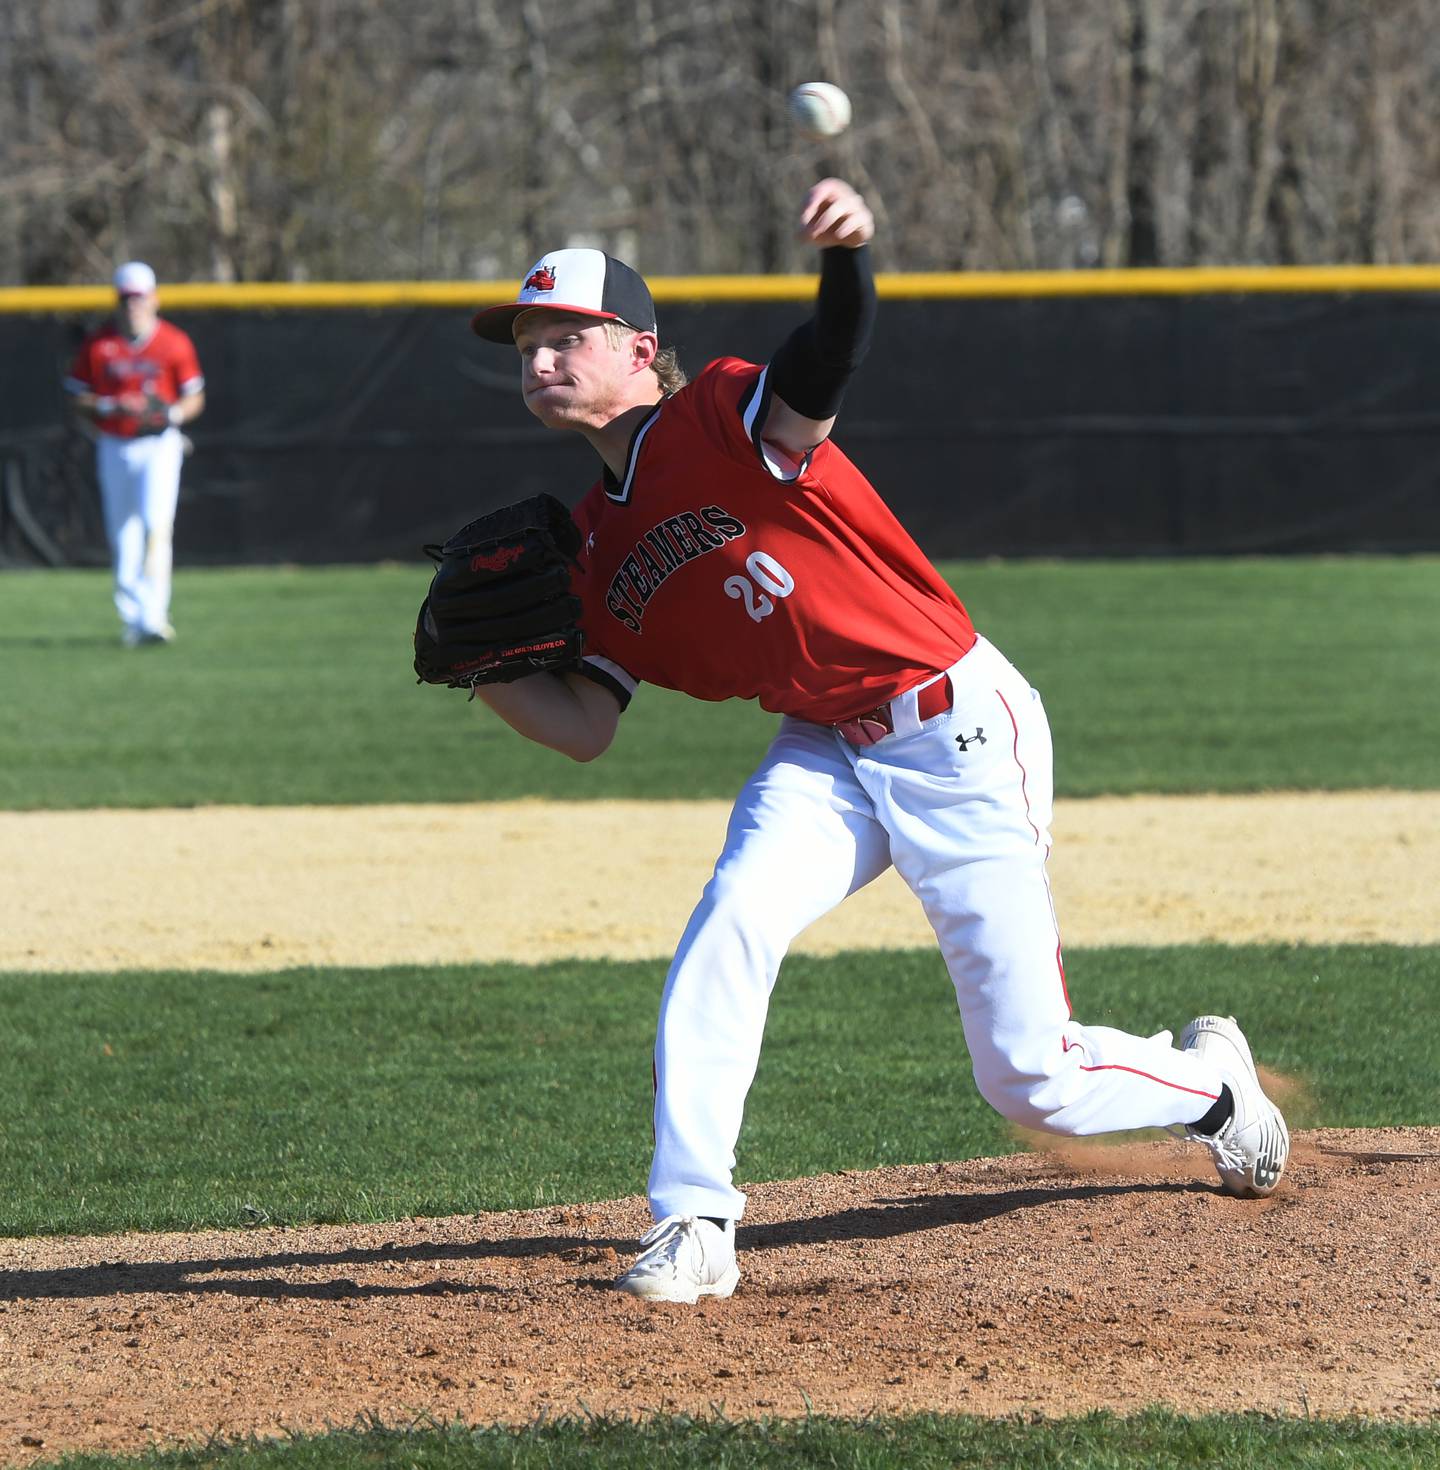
[603, 319, 688, 395]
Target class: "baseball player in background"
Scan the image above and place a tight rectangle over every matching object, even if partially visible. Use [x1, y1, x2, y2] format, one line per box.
[65, 261, 205, 647]
[466, 178, 1290, 1303]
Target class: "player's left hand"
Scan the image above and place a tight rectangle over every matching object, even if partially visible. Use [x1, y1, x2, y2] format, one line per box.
[798, 178, 874, 250]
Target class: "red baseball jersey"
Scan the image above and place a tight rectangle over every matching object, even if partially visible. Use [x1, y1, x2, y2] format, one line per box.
[572, 357, 976, 724]
[65, 319, 204, 439]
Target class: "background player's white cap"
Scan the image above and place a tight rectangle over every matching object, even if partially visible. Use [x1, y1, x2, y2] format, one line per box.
[114, 261, 157, 296]
[471, 248, 656, 343]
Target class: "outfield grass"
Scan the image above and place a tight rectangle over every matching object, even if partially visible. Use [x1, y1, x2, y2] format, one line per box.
[2, 943, 1434, 1239]
[1, 555, 1435, 809]
[41, 1410, 1440, 1469]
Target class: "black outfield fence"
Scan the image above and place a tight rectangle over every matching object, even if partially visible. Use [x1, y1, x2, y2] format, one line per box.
[3, 268, 1439, 569]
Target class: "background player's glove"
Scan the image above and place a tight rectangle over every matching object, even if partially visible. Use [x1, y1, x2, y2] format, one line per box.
[125, 387, 174, 434]
[413, 493, 584, 689]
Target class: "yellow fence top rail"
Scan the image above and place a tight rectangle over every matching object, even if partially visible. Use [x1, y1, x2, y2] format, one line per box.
[4, 264, 1440, 313]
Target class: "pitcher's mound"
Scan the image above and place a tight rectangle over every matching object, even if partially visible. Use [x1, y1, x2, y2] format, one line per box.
[4, 1127, 1438, 1459]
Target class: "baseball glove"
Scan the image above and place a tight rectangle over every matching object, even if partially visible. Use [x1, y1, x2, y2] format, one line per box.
[413, 493, 584, 689]
[128, 387, 174, 435]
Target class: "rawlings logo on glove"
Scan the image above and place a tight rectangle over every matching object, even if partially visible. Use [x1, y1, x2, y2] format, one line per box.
[470, 543, 527, 573]
[413, 493, 585, 689]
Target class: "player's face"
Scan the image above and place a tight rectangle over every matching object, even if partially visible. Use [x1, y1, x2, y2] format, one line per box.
[117, 290, 158, 337]
[514, 313, 633, 430]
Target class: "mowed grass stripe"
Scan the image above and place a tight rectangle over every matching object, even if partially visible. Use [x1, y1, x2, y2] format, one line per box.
[2, 944, 1435, 1239]
[34, 1410, 1440, 1470]
[1, 556, 1436, 810]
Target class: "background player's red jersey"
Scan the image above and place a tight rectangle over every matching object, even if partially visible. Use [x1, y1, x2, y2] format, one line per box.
[571, 356, 975, 724]
[66, 319, 204, 439]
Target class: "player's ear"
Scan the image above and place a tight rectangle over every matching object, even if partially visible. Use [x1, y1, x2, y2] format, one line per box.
[629, 330, 659, 374]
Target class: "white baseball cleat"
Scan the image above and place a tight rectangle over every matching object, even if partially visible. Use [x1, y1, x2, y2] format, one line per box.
[1178, 1014, 1290, 1197]
[613, 1215, 739, 1303]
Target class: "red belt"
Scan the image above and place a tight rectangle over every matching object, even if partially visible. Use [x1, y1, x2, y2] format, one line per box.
[833, 675, 953, 747]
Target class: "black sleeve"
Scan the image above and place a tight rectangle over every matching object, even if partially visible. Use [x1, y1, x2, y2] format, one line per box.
[572, 659, 633, 713]
[767, 244, 877, 421]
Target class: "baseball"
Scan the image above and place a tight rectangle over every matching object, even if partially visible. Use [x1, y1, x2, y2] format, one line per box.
[788, 81, 852, 140]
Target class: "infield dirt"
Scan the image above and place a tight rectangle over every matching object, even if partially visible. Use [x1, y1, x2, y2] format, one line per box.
[3, 790, 1438, 971]
[2, 792, 1438, 1457]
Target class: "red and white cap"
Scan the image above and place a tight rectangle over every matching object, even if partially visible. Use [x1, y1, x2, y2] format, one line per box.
[114, 261, 157, 296]
[471, 248, 656, 343]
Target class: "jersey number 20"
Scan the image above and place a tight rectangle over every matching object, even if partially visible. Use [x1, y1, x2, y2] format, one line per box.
[724, 550, 795, 623]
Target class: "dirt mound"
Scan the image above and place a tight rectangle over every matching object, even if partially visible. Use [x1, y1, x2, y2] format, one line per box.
[4, 1127, 1438, 1459]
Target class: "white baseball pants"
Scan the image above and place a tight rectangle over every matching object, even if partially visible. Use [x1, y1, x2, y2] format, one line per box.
[648, 636, 1228, 1222]
[97, 429, 183, 637]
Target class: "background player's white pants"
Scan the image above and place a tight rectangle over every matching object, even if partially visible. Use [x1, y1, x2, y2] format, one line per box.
[648, 636, 1229, 1222]
[96, 429, 183, 637]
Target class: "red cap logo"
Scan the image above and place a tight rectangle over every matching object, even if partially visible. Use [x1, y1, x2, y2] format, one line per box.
[523, 265, 557, 293]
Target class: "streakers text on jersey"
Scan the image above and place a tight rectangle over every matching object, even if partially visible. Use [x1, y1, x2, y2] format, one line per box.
[604, 505, 746, 633]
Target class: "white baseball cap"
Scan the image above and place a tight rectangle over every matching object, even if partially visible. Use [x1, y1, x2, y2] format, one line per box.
[471, 248, 656, 343]
[114, 261, 157, 296]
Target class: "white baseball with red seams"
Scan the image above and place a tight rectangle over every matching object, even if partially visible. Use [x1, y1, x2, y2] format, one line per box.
[788, 81, 853, 140]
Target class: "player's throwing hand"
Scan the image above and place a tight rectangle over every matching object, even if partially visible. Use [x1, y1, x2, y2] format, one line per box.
[798, 177, 874, 249]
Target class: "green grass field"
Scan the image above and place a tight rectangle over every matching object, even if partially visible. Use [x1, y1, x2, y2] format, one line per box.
[1, 944, 1435, 1238]
[40, 1410, 1440, 1470]
[1, 555, 1436, 808]
[3, 557, 1435, 1467]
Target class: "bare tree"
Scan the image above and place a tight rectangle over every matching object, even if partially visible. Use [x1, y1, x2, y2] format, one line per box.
[2, 0, 1440, 284]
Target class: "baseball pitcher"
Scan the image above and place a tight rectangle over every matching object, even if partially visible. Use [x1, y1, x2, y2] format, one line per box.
[418, 179, 1289, 1303]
